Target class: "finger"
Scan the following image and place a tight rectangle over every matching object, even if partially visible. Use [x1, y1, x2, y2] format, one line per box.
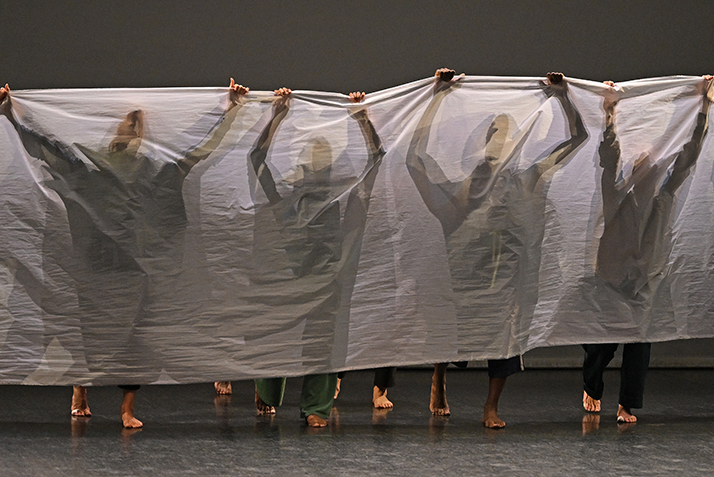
[439, 69, 455, 82]
[230, 78, 235, 89]
[547, 72, 563, 84]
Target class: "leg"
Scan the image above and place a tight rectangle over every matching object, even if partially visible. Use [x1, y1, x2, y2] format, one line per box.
[71, 386, 91, 417]
[483, 356, 522, 428]
[300, 373, 337, 427]
[582, 343, 618, 412]
[119, 385, 142, 428]
[373, 367, 396, 409]
[334, 371, 346, 400]
[430, 363, 450, 416]
[482, 377, 506, 428]
[617, 342, 651, 423]
[254, 377, 285, 415]
[214, 381, 232, 395]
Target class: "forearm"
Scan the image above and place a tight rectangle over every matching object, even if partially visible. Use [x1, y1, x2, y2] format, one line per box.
[598, 125, 620, 171]
[249, 107, 289, 204]
[353, 110, 385, 165]
[180, 102, 243, 174]
[531, 95, 588, 177]
[556, 93, 587, 139]
[666, 111, 709, 192]
[2, 105, 80, 170]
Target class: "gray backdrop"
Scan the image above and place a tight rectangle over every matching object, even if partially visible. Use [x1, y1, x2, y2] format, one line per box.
[2, 0, 712, 367]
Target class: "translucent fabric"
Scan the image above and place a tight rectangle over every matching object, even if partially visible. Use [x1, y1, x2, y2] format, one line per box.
[0, 75, 712, 385]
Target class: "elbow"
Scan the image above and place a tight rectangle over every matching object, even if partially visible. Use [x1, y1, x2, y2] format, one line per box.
[571, 126, 589, 149]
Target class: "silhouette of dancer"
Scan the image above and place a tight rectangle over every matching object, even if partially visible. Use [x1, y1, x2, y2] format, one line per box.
[582, 76, 713, 423]
[2, 81, 247, 426]
[408, 69, 587, 425]
[243, 88, 385, 426]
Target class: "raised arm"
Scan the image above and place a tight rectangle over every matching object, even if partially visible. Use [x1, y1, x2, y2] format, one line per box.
[0, 83, 84, 174]
[406, 69, 465, 227]
[663, 75, 713, 194]
[248, 87, 292, 205]
[176, 79, 250, 176]
[523, 72, 588, 191]
[349, 91, 385, 170]
[597, 81, 623, 220]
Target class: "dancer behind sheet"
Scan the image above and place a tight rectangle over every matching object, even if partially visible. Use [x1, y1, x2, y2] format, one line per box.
[409, 69, 587, 426]
[243, 87, 385, 366]
[582, 76, 713, 423]
[220, 88, 384, 426]
[2, 80, 248, 426]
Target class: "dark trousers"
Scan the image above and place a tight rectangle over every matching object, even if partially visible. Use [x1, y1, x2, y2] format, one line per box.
[255, 374, 337, 419]
[582, 342, 651, 409]
[337, 367, 396, 389]
[488, 356, 523, 379]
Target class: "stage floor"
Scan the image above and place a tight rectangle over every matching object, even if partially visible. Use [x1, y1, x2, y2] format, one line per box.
[1, 369, 712, 476]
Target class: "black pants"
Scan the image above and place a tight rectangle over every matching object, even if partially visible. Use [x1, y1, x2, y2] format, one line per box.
[582, 343, 651, 409]
[337, 367, 396, 389]
[488, 356, 523, 379]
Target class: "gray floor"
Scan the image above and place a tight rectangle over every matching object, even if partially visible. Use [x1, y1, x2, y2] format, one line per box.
[1, 368, 712, 476]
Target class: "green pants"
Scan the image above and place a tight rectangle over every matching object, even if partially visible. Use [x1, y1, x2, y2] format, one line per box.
[255, 373, 337, 419]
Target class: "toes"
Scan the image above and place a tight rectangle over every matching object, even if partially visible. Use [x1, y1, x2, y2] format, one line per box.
[306, 415, 327, 427]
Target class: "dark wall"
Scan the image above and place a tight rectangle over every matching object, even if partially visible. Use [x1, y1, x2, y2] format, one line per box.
[3, 0, 714, 92]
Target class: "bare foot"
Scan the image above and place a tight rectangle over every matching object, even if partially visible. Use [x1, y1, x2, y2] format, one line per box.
[121, 413, 143, 429]
[120, 389, 143, 428]
[71, 386, 91, 417]
[255, 390, 276, 415]
[583, 390, 601, 413]
[334, 377, 341, 400]
[306, 414, 328, 428]
[214, 381, 232, 395]
[617, 405, 637, 423]
[430, 363, 450, 416]
[582, 414, 600, 435]
[372, 386, 393, 409]
[482, 404, 505, 429]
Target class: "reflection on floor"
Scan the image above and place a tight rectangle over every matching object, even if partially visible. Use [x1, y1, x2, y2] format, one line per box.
[1, 369, 712, 476]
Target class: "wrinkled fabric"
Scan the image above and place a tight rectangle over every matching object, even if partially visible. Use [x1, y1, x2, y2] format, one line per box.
[0, 76, 712, 385]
